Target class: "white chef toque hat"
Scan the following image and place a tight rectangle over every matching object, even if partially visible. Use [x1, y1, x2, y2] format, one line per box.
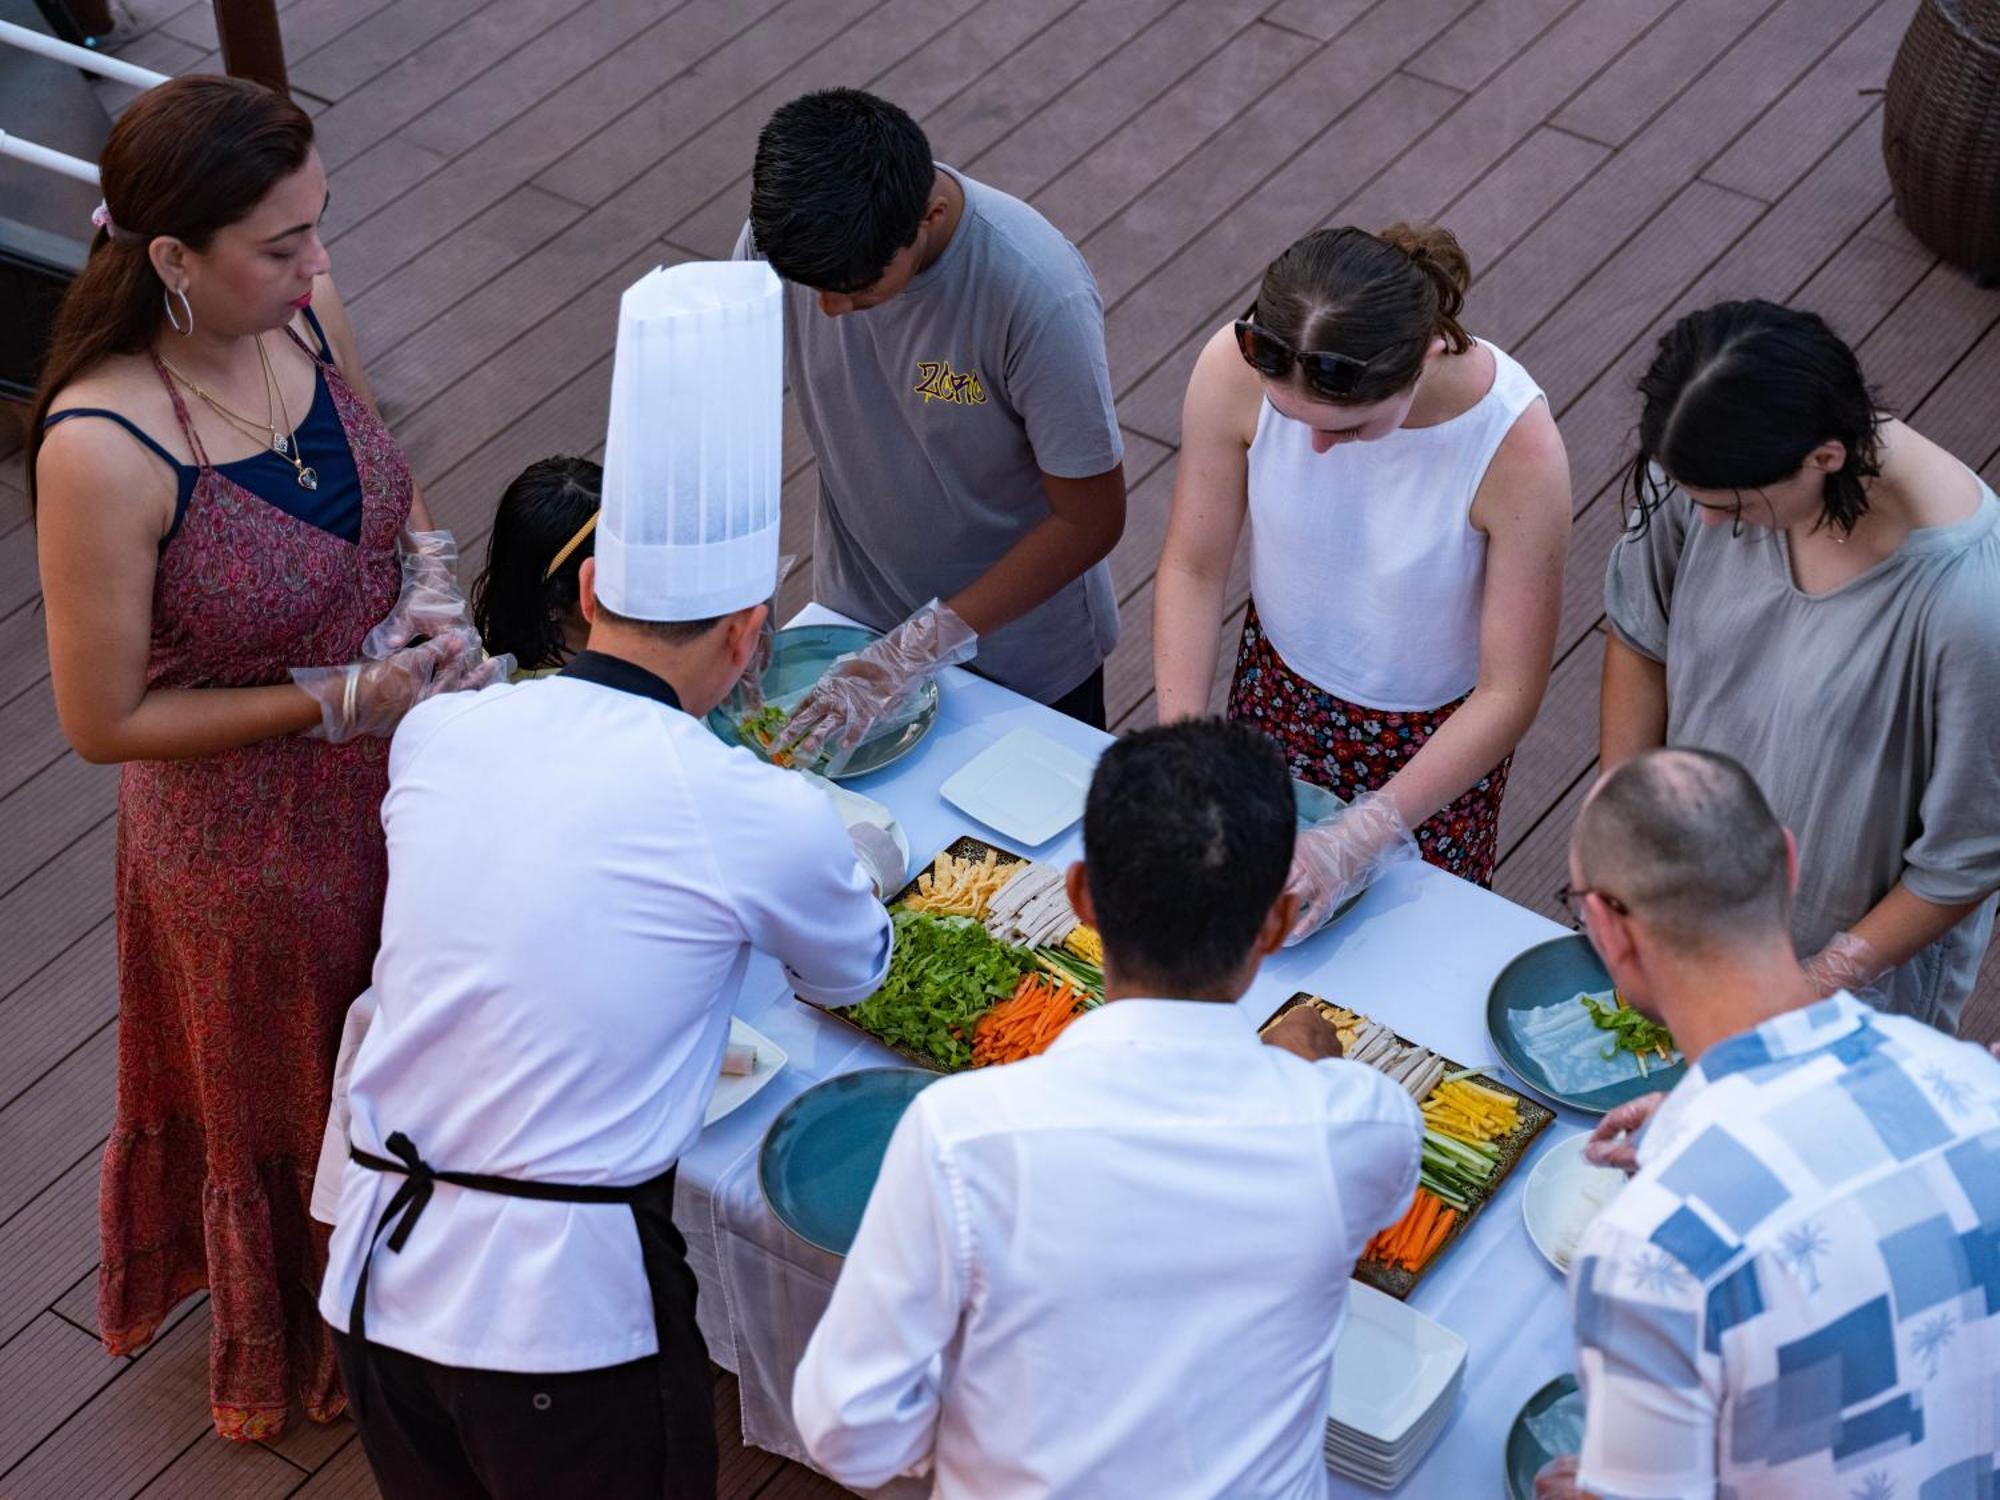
[596, 261, 783, 621]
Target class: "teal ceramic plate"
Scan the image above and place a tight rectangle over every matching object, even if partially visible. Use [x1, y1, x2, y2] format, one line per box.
[1505, 1374, 1581, 1500]
[708, 625, 940, 780]
[1486, 935, 1687, 1116]
[759, 1068, 940, 1255]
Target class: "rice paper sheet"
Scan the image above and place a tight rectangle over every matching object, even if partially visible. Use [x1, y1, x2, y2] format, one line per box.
[1511, 991, 1677, 1095]
[1524, 1389, 1587, 1459]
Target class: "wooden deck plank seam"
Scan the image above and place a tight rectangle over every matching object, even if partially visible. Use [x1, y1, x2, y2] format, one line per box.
[1509, 101, 1904, 483]
[350, 0, 1055, 393]
[0, 996, 112, 1122]
[486, 0, 804, 216]
[358, 1, 1220, 479]
[0, 795, 112, 927]
[1076, 15, 1475, 337]
[320, 0, 893, 306]
[271, 0, 509, 104]
[304, 0, 668, 172]
[0, 1136, 106, 1248]
[1091, 0, 1691, 409]
[1108, 0, 1883, 419]
[1534, 0, 1794, 150]
[667, 0, 1112, 232]
[1426, 0, 1894, 397]
[957, 0, 1278, 188]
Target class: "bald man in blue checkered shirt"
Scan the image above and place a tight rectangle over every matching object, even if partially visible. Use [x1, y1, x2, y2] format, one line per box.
[1537, 748, 2000, 1500]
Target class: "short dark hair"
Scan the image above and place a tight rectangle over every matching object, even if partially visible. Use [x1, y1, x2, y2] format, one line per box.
[750, 88, 935, 293]
[471, 456, 601, 671]
[1574, 748, 1790, 949]
[1082, 720, 1297, 992]
[1625, 299, 1883, 537]
[1251, 221, 1474, 404]
[590, 597, 724, 645]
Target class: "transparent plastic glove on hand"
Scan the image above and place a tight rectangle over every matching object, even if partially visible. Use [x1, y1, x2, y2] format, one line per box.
[1281, 790, 1419, 946]
[362, 529, 476, 659]
[773, 599, 977, 776]
[292, 628, 511, 743]
[846, 821, 905, 900]
[1801, 930, 1889, 1000]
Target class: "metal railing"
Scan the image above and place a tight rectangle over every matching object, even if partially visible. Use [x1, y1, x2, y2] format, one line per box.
[0, 18, 170, 186]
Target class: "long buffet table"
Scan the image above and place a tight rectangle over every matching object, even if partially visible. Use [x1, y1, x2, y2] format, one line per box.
[673, 607, 1587, 1495]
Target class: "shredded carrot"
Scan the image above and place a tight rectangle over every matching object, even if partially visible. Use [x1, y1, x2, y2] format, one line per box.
[1413, 1204, 1458, 1266]
[1365, 1189, 1461, 1274]
[971, 973, 1092, 1066]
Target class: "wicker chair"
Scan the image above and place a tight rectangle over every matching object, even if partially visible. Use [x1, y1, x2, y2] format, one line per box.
[1883, 0, 2000, 287]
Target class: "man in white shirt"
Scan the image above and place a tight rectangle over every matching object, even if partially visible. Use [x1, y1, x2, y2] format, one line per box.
[1537, 749, 2000, 1500]
[319, 264, 895, 1500]
[793, 719, 1424, 1499]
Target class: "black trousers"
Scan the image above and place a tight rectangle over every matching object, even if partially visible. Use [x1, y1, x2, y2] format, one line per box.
[332, 1330, 712, 1500]
[1047, 666, 1107, 731]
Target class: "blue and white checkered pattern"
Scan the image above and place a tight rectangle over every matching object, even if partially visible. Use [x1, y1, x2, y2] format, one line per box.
[1569, 994, 2000, 1499]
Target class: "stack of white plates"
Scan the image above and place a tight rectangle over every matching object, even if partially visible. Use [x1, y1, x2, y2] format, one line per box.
[1325, 1282, 1468, 1490]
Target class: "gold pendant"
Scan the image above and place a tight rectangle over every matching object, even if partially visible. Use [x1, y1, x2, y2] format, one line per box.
[297, 467, 318, 491]
[273, 433, 290, 457]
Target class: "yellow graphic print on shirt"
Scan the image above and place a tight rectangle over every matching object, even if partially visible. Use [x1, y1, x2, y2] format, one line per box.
[914, 360, 987, 406]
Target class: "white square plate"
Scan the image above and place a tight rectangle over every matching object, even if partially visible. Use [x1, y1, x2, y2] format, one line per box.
[1327, 1281, 1468, 1445]
[704, 1018, 788, 1128]
[938, 728, 1093, 846]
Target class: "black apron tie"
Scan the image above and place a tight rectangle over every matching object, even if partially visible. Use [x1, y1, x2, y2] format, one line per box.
[343, 1130, 716, 1495]
[347, 1131, 678, 1343]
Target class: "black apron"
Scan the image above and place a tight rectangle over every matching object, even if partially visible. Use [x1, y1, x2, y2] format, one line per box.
[347, 1131, 718, 1499]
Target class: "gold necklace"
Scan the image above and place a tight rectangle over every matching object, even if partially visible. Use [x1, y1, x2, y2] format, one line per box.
[160, 337, 318, 490]
[262, 336, 317, 491]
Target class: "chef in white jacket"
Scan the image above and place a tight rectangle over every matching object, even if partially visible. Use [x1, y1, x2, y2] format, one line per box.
[318, 262, 894, 1500]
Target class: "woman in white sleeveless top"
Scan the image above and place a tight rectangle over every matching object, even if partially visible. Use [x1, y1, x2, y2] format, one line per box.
[1155, 223, 1570, 940]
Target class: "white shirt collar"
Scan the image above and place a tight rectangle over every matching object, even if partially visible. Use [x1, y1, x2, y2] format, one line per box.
[1046, 997, 1259, 1054]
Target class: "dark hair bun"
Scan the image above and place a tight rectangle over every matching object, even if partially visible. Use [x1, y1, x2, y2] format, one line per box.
[1376, 220, 1472, 295]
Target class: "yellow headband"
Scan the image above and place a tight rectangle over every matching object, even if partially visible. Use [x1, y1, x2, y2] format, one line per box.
[542, 512, 599, 580]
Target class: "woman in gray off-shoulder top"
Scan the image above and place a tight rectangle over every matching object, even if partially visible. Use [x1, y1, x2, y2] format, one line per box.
[1600, 300, 2000, 1033]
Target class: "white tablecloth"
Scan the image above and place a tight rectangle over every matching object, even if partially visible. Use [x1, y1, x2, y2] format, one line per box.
[672, 606, 1587, 1495]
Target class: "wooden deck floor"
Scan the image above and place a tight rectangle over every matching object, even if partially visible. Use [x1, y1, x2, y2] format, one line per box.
[1, 0, 1997, 1492]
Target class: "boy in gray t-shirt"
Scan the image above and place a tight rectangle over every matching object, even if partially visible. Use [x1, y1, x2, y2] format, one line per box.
[735, 88, 1126, 761]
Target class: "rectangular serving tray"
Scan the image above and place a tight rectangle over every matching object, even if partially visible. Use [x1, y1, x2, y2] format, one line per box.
[818, 835, 1030, 1072]
[1262, 992, 1555, 1300]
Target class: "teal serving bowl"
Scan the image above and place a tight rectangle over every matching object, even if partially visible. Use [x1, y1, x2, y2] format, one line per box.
[1505, 1374, 1581, 1499]
[759, 1068, 940, 1256]
[708, 624, 940, 780]
[1486, 935, 1687, 1115]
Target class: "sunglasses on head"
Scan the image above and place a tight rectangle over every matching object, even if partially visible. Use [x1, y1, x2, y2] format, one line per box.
[1232, 304, 1412, 401]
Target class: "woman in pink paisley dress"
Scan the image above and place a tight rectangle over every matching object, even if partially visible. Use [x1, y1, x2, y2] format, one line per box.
[29, 77, 503, 1440]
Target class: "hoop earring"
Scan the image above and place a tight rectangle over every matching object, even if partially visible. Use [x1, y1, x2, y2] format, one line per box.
[164, 286, 194, 337]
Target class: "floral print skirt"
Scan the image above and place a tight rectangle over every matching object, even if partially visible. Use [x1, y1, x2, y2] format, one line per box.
[1226, 603, 1512, 886]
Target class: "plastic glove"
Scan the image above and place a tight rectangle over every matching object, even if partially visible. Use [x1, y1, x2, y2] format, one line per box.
[847, 821, 905, 900]
[1281, 790, 1419, 946]
[1583, 1090, 1666, 1175]
[1801, 930, 1889, 1000]
[362, 529, 476, 659]
[773, 599, 977, 775]
[292, 628, 513, 743]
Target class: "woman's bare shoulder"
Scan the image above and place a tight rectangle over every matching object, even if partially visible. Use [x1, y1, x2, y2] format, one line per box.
[1186, 322, 1263, 445]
